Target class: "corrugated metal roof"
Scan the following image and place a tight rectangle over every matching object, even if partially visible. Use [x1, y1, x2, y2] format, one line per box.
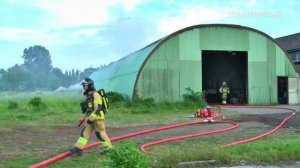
[90, 39, 162, 96]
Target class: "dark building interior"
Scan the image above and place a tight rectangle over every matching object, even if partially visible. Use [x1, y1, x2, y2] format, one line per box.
[202, 50, 247, 104]
[277, 77, 288, 104]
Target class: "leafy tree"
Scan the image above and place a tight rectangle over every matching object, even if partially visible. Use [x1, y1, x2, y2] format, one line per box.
[80, 67, 100, 79]
[3, 64, 35, 91]
[51, 68, 64, 79]
[46, 73, 62, 90]
[75, 70, 80, 80]
[22, 45, 52, 89]
[22, 45, 52, 72]
[0, 69, 6, 90]
[0, 45, 103, 91]
[0, 69, 5, 79]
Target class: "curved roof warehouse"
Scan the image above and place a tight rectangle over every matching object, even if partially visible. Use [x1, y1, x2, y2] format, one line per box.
[90, 24, 299, 105]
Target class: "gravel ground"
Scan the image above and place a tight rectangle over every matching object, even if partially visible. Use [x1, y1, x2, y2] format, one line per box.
[222, 105, 300, 128]
[220, 105, 300, 168]
[222, 105, 298, 115]
[2, 105, 299, 167]
[223, 161, 300, 168]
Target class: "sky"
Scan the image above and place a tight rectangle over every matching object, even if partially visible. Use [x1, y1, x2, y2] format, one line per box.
[0, 0, 299, 72]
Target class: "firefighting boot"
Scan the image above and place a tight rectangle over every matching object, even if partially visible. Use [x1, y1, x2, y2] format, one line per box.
[100, 150, 109, 156]
[69, 147, 82, 157]
[99, 141, 111, 156]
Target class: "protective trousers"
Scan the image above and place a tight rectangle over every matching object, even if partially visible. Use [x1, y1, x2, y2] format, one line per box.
[221, 93, 228, 104]
[219, 87, 229, 104]
[75, 119, 112, 150]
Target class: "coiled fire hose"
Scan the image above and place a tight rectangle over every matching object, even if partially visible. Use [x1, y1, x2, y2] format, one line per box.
[30, 105, 297, 168]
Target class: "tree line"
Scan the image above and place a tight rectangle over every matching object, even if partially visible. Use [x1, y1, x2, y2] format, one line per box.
[0, 45, 102, 91]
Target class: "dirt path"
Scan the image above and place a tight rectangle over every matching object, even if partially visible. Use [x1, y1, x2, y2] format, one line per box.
[1, 105, 299, 166]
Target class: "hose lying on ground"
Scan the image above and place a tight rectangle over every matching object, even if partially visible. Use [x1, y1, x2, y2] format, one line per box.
[30, 105, 297, 168]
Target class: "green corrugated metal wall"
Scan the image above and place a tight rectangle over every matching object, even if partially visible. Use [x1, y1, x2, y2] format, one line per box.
[137, 26, 299, 104]
[90, 25, 299, 105]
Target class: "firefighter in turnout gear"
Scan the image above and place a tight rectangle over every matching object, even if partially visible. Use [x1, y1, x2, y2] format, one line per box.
[219, 81, 230, 105]
[70, 78, 112, 157]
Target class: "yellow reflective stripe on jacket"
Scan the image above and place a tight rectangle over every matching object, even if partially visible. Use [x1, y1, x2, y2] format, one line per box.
[86, 92, 102, 110]
[220, 87, 229, 94]
[88, 102, 93, 108]
[94, 98, 102, 105]
[90, 111, 105, 120]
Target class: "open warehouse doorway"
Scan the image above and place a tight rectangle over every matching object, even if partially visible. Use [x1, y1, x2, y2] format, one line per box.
[277, 77, 288, 104]
[202, 50, 248, 104]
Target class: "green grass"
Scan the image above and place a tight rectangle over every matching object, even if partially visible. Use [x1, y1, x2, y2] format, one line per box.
[0, 91, 201, 128]
[0, 91, 299, 168]
[0, 156, 41, 168]
[151, 133, 300, 167]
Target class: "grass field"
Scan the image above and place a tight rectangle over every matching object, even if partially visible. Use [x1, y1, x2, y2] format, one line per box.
[0, 91, 299, 168]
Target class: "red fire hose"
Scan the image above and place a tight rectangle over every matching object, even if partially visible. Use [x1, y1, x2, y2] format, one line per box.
[140, 120, 239, 155]
[30, 106, 297, 168]
[221, 106, 297, 148]
[140, 106, 297, 154]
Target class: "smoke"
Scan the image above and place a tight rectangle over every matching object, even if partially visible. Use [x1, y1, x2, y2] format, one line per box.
[99, 17, 153, 58]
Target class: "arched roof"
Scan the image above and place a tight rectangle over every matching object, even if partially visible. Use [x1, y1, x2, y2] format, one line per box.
[90, 24, 296, 97]
[90, 39, 162, 95]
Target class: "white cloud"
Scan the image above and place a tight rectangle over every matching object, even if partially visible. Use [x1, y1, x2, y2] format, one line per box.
[0, 27, 44, 41]
[73, 28, 100, 37]
[157, 6, 228, 35]
[0, 0, 145, 47]
[35, 0, 112, 27]
[0, 26, 105, 45]
[32, 0, 144, 28]
[246, 0, 257, 9]
[119, 0, 143, 11]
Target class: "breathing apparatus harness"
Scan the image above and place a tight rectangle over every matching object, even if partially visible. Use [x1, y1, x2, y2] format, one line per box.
[78, 78, 109, 126]
[78, 92, 94, 126]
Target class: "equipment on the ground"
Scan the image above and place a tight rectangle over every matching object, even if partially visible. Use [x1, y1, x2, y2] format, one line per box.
[207, 108, 214, 117]
[190, 108, 214, 118]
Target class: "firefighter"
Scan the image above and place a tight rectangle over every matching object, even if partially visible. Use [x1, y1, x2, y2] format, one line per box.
[219, 81, 230, 105]
[70, 78, 112, 156]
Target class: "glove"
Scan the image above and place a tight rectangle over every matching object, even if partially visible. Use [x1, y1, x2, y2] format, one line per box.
[80, 101, 88, 114]
[87, 119, 93, 125]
